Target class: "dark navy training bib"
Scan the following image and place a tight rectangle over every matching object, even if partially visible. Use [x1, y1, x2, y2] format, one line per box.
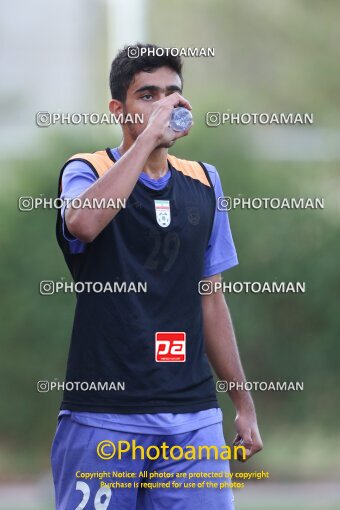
[56, 149, 218, 413]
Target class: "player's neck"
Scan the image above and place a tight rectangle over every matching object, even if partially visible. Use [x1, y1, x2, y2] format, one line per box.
[143, 147, 169, 180]
[118, 140, 169, 180]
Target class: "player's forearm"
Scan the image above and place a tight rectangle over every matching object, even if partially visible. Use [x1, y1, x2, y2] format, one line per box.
[202, 291, 255, 414]
[65, 131, 156, 243]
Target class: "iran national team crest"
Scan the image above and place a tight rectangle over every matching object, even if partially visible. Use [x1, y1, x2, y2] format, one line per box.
[154, 200, 171, 227]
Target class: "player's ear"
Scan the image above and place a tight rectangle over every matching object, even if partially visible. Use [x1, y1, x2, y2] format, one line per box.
[109, 99, 123, 116]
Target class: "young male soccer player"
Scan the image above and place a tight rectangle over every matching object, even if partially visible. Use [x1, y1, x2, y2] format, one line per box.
[52, 43, 263, 510]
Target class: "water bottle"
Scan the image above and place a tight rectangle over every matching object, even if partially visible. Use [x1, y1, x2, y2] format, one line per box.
[169, 107, 193, 132]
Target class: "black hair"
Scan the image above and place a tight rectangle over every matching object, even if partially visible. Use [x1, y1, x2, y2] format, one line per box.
[109, 43, 183, 102]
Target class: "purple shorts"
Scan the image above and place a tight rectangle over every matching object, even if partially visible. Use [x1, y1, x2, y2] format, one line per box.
[51, 414, 235, 510]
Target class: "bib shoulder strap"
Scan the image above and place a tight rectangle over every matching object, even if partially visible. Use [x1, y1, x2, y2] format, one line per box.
[167, 155, 211, 188]
[67, 149, 114, 178]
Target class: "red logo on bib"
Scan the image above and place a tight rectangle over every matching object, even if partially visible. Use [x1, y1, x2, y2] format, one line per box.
[155, 332, 186, 362]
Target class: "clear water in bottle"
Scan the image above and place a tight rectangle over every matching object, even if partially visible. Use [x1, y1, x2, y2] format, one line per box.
[169, 107, 193, 132]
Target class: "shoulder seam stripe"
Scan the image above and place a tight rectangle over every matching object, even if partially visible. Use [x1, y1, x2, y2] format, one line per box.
[167, 155, 211, 187]
[68, 151, 114, 178]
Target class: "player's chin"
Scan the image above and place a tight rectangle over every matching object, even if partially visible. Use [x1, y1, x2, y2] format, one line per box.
[157, 140, 176, 149]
